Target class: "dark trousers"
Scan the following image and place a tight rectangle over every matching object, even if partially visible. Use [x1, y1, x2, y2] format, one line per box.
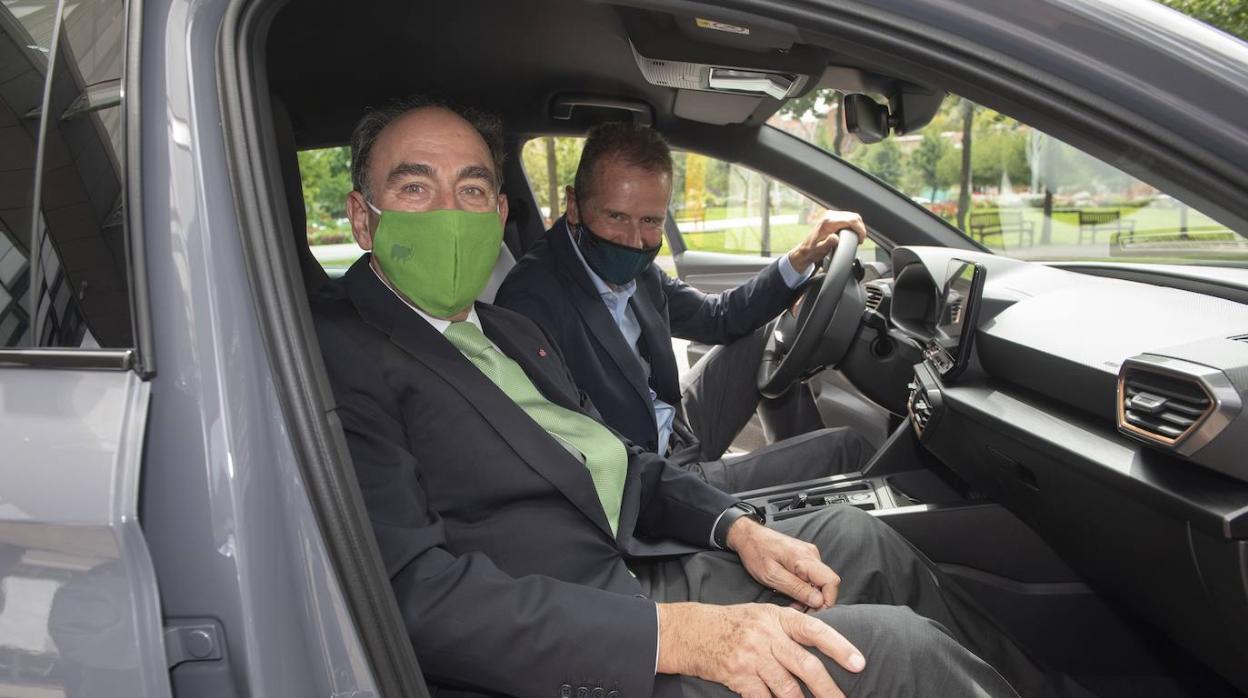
[633, 506, 1093, 698]
[676, 326, 871, 493]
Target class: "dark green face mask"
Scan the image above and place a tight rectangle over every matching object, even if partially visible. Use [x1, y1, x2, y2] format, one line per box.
[574, 223, 661, 286]
[370, 205, 504, 317]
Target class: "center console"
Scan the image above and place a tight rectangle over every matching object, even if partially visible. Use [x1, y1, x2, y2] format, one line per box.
[732, 414, 964, 522]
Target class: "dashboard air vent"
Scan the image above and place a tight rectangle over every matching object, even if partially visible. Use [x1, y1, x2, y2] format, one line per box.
[865, 284, 884, 311]
[1119, 368, 1213, 444]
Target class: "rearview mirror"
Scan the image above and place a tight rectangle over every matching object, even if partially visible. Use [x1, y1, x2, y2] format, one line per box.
[841, 86, 946, 143]
[842, 93, 889, 144]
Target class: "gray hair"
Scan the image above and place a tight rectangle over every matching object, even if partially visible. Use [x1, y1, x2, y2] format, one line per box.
[349, 96, 505, 199]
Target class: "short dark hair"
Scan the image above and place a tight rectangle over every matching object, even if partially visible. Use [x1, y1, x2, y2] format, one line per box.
[349, 96, 505, 199]
[573, 122, 673, 205]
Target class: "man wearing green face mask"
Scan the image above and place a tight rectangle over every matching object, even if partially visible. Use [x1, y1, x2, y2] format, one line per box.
[311, 97, 1089, 698]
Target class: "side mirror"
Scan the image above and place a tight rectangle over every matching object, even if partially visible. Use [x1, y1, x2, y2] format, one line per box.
[842, 93, 890, 144]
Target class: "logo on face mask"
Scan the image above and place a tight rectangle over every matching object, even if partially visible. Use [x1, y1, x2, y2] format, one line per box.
[369, 203, 504, 317]
[574, 222, 661, 286]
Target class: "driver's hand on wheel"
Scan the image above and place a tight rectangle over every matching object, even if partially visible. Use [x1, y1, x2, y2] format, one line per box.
[787, 210, 868, 273]
[657, 601, 866, 698]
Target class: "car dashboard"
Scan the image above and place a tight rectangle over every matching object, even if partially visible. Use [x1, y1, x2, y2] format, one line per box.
[874, 246, 1248, 689]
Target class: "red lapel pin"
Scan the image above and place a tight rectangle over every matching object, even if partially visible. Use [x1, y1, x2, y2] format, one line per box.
[538, 348, 547, 357]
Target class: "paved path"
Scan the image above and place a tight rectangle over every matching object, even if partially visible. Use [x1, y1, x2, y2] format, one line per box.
[675, 213, 799, 233]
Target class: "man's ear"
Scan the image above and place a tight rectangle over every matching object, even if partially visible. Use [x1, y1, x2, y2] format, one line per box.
[346, 191, 375, 251]
[564, 185, 579, 226]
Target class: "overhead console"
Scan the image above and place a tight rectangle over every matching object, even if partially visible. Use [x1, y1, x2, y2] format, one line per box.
[615, 6, 824, 125]
[610, 4, 944, 129]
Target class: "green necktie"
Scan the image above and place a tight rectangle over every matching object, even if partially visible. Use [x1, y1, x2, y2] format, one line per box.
[444, 321, 627, 535]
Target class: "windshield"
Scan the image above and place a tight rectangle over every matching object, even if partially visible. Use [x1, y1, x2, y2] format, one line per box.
[768, 90, 1248, 267]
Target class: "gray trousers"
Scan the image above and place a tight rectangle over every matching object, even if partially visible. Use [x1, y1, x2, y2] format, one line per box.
[633, 506, 1092, 698]
[677, 326, 871, 493]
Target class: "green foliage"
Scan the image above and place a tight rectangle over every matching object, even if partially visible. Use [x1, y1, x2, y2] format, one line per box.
[969, 124, 1029, 189]
[777, 88, 835, 121]
[906, 132, 954, 199]
[853, 138, 905, 188]
[1157, 0, 1248, 39]
[298, 147, 352, 225]
[520, 137, 585, 215]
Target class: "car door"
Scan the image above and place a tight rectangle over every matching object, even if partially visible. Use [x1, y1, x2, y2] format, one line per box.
[0, 1, 170, 696]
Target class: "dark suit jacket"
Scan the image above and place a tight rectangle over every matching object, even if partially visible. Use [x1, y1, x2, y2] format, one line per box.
[495, 218, 799, 453]
[312, 257, 737, 698]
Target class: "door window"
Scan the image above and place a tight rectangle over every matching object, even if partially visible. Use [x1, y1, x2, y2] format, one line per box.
[0, 0, 132, 348]
[519, 137, 879, 268]
[670, 152, 879, 263]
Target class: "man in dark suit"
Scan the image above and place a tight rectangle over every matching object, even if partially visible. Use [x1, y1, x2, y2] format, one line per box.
[312, 97, 1085, 698]
[496, 123, 871, 493]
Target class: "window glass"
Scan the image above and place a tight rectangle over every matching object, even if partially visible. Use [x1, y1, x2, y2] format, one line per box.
[769, 90, 1247, 266]
[0, 0, 132, 348]
[298, 145, 359, 275]
[519, 137, 878, 271]
[670, 151, 879, 264]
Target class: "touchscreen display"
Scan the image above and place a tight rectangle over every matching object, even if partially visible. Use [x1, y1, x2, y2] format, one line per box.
[938, 261, 977, 351]
[924, 260, 984, 379]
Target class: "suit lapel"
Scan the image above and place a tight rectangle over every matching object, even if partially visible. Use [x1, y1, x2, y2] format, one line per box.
[341, 259, 614, 539]
[550, 220, 655, 413]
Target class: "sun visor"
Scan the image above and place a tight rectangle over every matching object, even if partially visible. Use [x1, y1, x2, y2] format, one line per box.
[673, 90, 764, 125]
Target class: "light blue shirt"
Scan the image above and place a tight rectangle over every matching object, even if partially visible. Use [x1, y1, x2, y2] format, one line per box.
[566, 222, 812, 455]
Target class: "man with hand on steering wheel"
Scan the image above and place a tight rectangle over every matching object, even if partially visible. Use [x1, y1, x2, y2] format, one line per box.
[497, 122, 873, 493]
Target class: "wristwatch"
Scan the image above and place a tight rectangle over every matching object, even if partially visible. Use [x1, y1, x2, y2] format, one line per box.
[712, 501, 766, 550]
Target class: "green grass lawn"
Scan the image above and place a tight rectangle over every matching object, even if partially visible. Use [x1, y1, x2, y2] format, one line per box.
[679, 205, 1245, 264]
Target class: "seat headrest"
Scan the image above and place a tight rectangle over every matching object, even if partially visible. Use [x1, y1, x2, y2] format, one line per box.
[478, 235, 518, 304]
[272, 98, 331, 293]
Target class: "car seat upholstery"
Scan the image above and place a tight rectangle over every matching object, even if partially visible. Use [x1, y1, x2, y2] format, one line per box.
[272, 99, 332, 294]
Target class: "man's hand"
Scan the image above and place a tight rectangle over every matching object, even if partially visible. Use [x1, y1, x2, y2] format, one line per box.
[728, 518, 840, 610]
[787, 210, 868, 273]
[657, 602, 865, 698]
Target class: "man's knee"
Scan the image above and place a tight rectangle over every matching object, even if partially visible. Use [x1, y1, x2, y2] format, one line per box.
[815, 605, 1014, 696]
[808, 426, 873, 469]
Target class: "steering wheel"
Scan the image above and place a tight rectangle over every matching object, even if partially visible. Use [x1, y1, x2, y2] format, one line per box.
[758, 230, 864, 399]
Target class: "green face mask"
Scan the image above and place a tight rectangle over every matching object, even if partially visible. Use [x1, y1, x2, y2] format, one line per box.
[369, 204, 504, 317]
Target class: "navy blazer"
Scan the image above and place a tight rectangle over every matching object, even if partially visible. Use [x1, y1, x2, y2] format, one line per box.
[312, 257, 737, 698]
[496, 218, 799, 453]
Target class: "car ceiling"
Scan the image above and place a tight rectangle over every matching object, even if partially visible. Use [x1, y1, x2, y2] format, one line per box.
[266, 0, 884, 148]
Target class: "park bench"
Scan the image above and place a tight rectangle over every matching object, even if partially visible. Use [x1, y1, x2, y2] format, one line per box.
[968, 210, 1035, 248]
[1078, 209, 1136, 244]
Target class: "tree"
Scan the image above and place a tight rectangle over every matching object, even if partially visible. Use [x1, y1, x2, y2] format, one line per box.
[297, 146, 352, 228]
[776, 88, 844, 156]
[543, 137, 559, 225]
[956, 99, 975, 230]
[859, 139, 904, 188]
[1158, 0, 1248, 39]
[908, 132, 952, 200]
[521, 137, 585, 216]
